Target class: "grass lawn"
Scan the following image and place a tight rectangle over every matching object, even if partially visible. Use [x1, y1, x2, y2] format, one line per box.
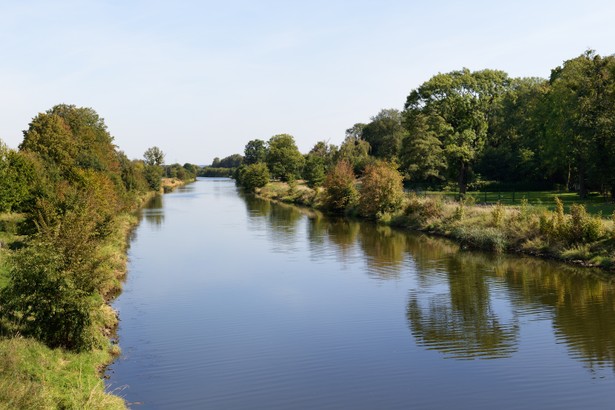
[423, 190, 615, 216]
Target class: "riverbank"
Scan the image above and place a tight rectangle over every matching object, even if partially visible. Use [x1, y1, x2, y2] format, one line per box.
[257, 181, 615, 271]
[161, 177, 194, 193]
[0, 192, 160, 409]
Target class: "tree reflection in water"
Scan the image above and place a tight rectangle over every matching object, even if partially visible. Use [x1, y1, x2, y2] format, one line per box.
[143, 194, 164, 228]
[244, 195, 615, 369]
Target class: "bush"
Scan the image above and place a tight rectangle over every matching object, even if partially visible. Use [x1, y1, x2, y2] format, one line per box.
[0, 243, 96, 351]
[491, 202, 505, 227]
[568, 204, 604, 243]
[358, 161, 405, 219]
[236, 163, 270, 192]
[323, 160, 359, 213]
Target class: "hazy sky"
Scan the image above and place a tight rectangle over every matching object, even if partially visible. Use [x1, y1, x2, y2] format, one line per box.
[1, 1, 614, 164]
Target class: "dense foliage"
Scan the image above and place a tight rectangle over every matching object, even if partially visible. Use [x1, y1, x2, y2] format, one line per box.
[359, 161, 405, 218]
[0, 105, 163, 352]
[213, 50, 615, 202]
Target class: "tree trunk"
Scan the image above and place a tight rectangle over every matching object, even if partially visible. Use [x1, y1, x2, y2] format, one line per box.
[458, 162, 467, 195]
[578, 165, 588, 199]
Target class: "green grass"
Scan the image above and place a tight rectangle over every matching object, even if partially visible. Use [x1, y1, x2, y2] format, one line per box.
[424, 190, 615, 216]
[0, 337, 125, 409]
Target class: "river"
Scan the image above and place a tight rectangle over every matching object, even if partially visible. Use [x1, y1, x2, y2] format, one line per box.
[106, 178, 615, 409]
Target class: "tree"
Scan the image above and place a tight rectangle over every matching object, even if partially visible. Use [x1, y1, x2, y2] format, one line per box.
[0, 141, 38, 212]
[323, 160, 359, 213]
[359, 161, 405, 218]
[544, 51, 615, 198]
[400, 113, 447, 185]
[20, 112, 77, 174]
[362, 109, 407, 160]
[338, 124, 371, 174]
[244, 139, 267, 165]
[144, 146, 165, 166]
[218, 153, 243, 168]
[21, 105, 119, 176]
[404, 69, 511, 194]
[303, 154, 326, 187]
[266, 134, 304, 181]
[308, 140, 338, 171]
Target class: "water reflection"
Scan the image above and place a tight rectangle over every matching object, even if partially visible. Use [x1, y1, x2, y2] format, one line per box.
[406, 253, 519, 360]
[143, 195, 164, 228]
[244, 196, 615, 369]
[492, 260, 615, 371]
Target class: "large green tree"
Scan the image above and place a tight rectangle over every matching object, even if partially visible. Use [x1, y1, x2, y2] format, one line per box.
[404, 69, 511, 194]
[544, 51, 615, 198]
[266, 134, 304, 181]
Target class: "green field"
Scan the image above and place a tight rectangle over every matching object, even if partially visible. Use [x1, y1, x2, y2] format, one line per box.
[422, 191, 615, 216]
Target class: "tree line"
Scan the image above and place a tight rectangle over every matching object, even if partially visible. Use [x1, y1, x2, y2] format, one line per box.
[0, 104, 182, 351]
[228, 50, 615, 199]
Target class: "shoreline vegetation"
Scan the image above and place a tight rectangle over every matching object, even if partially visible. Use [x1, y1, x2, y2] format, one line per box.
[221, 49, 615, 275]
[0, 104, 198, 409]
[255, 180, 615, 271]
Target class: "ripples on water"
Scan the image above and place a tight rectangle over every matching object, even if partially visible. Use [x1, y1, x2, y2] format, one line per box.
[108, 178, 615, 409]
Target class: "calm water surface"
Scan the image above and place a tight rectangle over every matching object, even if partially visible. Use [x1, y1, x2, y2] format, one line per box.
[107, 178, 615, 409]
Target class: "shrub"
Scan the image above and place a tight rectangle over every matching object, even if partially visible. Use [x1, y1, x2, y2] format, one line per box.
[491, 202, 505, 227]
[402, 194, 444, 228]
[323, 160, 359, 213]
[358, 161, 405, 219]
[568, 204, 604, 243]
[0, 243, 96, 351]
[237, 163, 270, 192]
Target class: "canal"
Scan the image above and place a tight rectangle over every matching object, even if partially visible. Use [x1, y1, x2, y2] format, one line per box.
[107, 178, 615, 409]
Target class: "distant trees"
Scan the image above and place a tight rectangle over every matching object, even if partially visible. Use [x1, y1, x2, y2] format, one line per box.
[362, 109, 407, 161]
[143, 146, 165, 190]
[217, 154, 243, 168]
[144, 146, 165, 166]
[244, 139, 267, 165]
[338, 124, 370, 173]
[303, 141, 337, 187]
[222, 50, 615, 200]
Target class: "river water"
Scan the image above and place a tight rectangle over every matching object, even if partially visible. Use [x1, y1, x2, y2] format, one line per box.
[106, 178, 615, 409]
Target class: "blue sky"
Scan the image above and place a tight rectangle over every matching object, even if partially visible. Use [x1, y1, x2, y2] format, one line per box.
[1, 0, 614, 164]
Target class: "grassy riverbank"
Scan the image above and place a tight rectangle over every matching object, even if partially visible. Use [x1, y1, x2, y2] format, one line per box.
[0, 203, 153, 409]
[257, 181, 615, 270]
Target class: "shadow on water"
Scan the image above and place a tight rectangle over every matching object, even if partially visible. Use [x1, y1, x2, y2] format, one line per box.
[245, 195, 615, 369]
